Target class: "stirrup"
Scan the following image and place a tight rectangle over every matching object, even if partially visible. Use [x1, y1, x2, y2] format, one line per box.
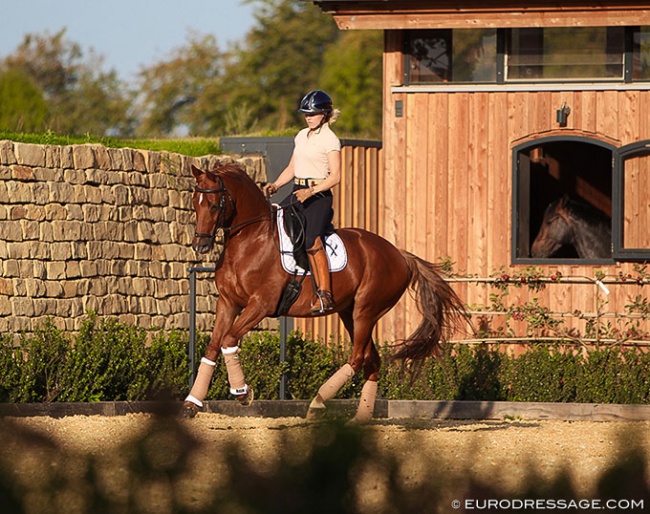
[311, 290, 335, 314]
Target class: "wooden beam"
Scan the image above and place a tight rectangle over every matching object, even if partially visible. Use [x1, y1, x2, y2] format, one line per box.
[313, 1, 650, 29]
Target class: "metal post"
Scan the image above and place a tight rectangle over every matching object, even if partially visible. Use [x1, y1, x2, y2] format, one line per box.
[187, 266, 216, 387]
[279, 316, 288, 400]
[188, 267, 197, 387]
[279, 316, 294, 400]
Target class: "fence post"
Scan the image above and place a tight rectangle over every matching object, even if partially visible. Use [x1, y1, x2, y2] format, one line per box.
[279, 316, 291, 400]
[188, 267, 197, 387]
[187, 266, 216, 387]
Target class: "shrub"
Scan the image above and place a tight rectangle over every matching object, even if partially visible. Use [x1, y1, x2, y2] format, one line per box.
[3, 316, 650, 404]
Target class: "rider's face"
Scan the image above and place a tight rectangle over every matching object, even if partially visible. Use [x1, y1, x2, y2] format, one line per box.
[305, 113, 325, 129]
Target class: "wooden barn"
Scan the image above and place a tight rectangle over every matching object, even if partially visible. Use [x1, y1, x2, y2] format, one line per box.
[297, 0, 650, 345]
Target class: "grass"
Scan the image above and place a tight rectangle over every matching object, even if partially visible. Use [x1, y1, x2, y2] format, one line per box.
[0, 130, 221, 157]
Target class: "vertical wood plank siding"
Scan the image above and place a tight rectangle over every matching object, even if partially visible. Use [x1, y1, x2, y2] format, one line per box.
[289, 30, 650, 346]
[377, 42, 650, 344]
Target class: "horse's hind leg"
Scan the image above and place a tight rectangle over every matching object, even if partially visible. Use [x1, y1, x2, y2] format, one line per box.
[306, 309, 356, 420]
[352, 340, 380, 423]
[307, 310, 381, 423]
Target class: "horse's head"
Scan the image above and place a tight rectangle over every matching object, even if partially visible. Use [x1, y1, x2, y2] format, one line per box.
[530, 196, 573, 258]
[191, 165, 234, 254]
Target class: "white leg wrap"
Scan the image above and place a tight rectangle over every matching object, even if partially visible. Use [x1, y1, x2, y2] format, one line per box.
[318, 363, 355, 403]
[186, 358, 217, 406]
[222, 346, 247, 395]
[184, 394, 204, 408]
[353, 380, 378, 423]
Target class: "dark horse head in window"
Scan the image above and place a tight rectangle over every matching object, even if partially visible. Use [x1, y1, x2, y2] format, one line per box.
[531, 196, 611, 259]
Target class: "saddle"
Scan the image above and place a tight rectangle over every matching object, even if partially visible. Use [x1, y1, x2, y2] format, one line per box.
[273, 203, 338, 317]
[282, 203, 310, 272]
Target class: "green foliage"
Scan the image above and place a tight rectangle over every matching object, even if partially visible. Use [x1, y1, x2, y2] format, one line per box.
[135, 32, 223, 137]
[320, 31, 384, 139]
[1, 3, 385, 139]
[0, 68, 49, 132]
[3, 317, 650, 404]
[1, 29, 133, 136]
[13, 319, 70, 402]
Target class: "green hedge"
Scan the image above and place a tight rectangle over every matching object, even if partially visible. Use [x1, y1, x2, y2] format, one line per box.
[2, 316, 650, 404]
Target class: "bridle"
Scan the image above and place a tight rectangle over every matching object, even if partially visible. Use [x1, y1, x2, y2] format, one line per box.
[193, 175, 278, 244]
[193, 176, 233, 242]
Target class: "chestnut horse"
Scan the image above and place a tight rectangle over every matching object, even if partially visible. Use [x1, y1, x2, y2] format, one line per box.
[183, 163, 466, 422]
[531, 196, 611, 259]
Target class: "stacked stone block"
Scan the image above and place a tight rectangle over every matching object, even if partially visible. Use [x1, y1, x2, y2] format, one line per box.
[0, 140, 266, 337]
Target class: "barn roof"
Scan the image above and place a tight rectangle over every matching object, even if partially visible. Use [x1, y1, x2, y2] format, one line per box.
[310, 0, 650, 29]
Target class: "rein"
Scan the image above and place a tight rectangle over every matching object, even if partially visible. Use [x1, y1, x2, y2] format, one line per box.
[194, 180, 300, 243]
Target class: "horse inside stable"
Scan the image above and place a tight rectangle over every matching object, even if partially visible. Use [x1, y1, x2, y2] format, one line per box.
[182, 163, 468, 422]
[531, 196, 612, 259]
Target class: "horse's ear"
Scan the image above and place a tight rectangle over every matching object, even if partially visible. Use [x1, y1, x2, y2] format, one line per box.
[191, 165, 204, 180]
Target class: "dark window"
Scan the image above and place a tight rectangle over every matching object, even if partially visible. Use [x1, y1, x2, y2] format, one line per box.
[633, 27, 650, 80]
[513, 138, 614, 263]
[405, 27, 650, 85]
[507, 27, 625, 81]
[406, 29, 497, 83]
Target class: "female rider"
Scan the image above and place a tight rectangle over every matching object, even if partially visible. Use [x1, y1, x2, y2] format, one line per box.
[264, 90, 341, 314]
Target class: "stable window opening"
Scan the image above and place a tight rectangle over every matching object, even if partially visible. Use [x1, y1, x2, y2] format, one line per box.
[513, 138, 614, 263]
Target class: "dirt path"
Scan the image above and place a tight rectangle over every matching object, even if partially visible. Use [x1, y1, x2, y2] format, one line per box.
[3, 414, 649, 513]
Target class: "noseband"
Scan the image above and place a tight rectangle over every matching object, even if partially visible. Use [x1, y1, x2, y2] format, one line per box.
[194, 178, 232, 241]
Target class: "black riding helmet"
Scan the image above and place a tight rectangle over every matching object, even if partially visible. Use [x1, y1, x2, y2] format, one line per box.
[298, 90, 333, 116]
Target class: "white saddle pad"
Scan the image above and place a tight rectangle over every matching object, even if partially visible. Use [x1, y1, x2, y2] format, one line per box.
[276, 206, 347, 274]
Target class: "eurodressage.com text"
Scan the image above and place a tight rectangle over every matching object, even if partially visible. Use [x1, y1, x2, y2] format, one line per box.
[453, 498, 644, 511]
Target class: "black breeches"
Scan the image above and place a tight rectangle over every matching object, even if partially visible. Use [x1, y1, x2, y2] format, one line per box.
[280, 185, 334, 249]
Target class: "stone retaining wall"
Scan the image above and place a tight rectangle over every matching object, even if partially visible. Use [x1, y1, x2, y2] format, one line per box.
[0, 141, 266, 338]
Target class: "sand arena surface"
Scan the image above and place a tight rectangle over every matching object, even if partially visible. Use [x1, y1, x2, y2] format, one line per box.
[3, 414, 650, 513]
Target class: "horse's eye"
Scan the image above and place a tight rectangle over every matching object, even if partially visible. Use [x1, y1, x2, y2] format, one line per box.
[209, 202, 220, 212]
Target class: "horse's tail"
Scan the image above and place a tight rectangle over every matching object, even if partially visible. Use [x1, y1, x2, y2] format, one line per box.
[393, 250, 468, 362]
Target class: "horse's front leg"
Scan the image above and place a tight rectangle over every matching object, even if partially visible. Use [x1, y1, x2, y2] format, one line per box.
[183, 298, 240, 417]
[184, 297, 270, 417]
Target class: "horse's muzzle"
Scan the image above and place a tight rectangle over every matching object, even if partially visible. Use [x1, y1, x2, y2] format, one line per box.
[193, 236, 214, 254]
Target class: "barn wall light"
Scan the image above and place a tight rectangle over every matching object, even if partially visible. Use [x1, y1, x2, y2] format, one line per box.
[556, 103, 571, 127]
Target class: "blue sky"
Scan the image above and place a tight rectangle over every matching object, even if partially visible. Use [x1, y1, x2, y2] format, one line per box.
[0, 0, 256, 82]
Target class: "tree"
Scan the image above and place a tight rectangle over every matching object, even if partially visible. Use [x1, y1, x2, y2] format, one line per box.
[209, 0, 341, 134]
[1, 29, 133, 135]
[320, 31, 383, 139]
[135, 31, 223, 137]
[0, 68, 49, 132]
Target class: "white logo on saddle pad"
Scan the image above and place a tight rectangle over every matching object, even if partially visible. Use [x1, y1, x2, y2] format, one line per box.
[276, 206, 347, 274]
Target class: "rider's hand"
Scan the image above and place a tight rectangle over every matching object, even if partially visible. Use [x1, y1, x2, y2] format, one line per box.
[263, 183, 278, 196]
[294, 187, 315, 204]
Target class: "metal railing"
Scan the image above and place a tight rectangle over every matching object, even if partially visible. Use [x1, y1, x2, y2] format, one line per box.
[445, 274, 650, 346]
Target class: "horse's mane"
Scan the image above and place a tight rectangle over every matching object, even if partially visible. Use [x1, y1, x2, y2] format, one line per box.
[213, 163, 266, 202]
[558, 196, 611, 229]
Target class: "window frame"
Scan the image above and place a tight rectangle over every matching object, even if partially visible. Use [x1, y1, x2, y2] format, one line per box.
[613, 140, 650, 260]
[512, 136, 617, 265]
[404, 27, 647, 86]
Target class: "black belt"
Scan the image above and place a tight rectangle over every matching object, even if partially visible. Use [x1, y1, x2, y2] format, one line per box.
[294, 178, 324, 187]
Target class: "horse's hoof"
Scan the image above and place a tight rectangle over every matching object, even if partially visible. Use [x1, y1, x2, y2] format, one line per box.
[306, 406, 326, 421]
[181, 401, 200, 419]
[236, 387, 254, 407]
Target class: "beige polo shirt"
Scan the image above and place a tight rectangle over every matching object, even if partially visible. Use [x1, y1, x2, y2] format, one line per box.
[293, 124, 341, 180]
